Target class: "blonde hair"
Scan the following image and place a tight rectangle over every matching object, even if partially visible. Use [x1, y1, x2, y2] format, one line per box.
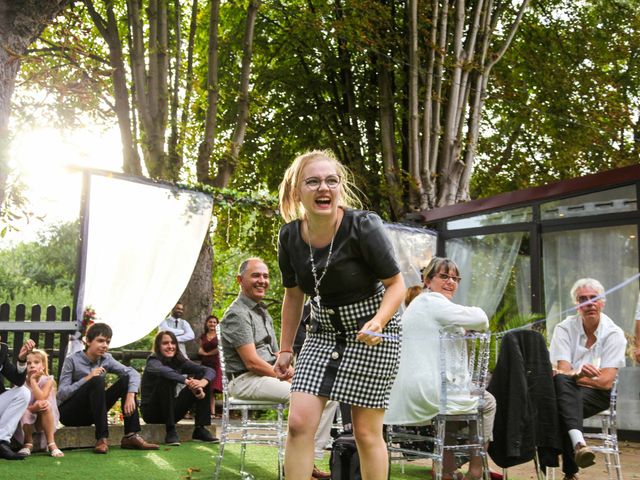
[278, 149, 363, 222]
[27, 349, 49, 376]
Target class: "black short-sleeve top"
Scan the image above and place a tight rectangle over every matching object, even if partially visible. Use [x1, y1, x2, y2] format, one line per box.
[278, 208, 400, 306]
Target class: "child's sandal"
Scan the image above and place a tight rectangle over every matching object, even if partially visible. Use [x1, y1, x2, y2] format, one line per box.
[17, 443, 33, 456]
[47, 442, 64, 457]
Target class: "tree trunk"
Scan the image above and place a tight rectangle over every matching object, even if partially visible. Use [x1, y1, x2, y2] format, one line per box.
[0, 0, 71, 208]
[407, 0, 420, 206]
[83, 0, 141, 176]
[179, 233, 213, 359]
[378, 55, 402, 219]
[197, 0, 221, 185]
[212, 0, 260, 188]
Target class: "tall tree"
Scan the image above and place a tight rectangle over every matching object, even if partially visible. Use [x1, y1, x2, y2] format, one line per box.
[0, 0, 72, 210]
[473, 0, 640, 197]
[52, 0, 262, 344]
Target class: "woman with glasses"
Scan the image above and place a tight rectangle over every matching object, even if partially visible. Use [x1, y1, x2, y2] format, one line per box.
[274, 150, 405, 480]
[385, 256, 495, 480]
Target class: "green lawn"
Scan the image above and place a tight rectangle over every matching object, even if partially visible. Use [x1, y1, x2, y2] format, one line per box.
[0, 443, 508, 479]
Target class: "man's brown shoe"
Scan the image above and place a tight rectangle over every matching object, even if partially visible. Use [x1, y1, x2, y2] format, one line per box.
[121, 433, 159, 450]
[311, 465, 331, 479]
[94, 438, 109, 454]
[574, 443, 595, 469]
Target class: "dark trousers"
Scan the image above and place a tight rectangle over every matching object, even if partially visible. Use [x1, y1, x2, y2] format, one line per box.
[59, 374, 141, 440]
[140, 378, 211, 431]
[554, 374, 610, 475]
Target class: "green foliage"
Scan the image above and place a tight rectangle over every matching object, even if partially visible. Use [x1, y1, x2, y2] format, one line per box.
[474, 0, 640, 198]
[211, 195, 285, 331]
[0, 221, 77, 307]
[0, 284, 73, 309]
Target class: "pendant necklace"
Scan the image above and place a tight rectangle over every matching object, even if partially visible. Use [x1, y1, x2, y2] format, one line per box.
[308, 217, 339, 305]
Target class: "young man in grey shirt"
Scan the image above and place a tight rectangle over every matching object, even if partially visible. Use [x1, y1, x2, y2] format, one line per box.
[57, 323, 158, 454]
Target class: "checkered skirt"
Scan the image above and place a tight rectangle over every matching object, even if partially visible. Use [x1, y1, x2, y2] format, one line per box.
[291, 290, 402, 409]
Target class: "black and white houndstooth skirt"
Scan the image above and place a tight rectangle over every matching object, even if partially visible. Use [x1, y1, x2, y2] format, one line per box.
[291, 289, 402, 409]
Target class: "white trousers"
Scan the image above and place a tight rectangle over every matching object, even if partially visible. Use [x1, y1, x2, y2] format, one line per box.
[228, 372, 337, 457]
[0, 386, 30, 442]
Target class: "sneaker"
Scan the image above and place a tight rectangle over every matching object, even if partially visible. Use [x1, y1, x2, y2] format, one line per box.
[120, 433, 159, 450]
[165, 428, 181, 446]
[574, 443, 595, 469]
[192, 426, 219, 443]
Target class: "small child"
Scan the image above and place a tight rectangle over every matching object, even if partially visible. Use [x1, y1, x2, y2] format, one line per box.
[17, 349, 63, 457]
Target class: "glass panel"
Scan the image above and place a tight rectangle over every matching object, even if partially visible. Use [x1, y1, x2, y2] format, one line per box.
[543, 224, 638, 338]
[384, 224, 437, 288]
[447, 206, 532, 230]
[541, 185, 637, 220]
[445, 232, 527, 320]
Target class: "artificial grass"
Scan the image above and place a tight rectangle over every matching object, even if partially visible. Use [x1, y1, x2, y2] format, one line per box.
[0, 442, 513, 479]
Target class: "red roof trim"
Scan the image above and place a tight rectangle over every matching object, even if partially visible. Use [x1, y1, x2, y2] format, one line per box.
[418, 164, 640, 223]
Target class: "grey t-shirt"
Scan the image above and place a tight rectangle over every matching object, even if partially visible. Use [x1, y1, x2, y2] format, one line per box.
[221, 292, 279, 375]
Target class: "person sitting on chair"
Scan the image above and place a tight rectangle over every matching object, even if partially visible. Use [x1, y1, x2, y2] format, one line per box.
[221, 257, 333, 480]
[57, 323, 158, 454]
[140, 330, 219, 446]
[385, 257, 496, 480]
[0, 340, 34, 460]
[549, 278, 626, 480]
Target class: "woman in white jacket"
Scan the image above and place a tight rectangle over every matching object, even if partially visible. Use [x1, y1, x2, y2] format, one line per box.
[385, 257, 496, 480]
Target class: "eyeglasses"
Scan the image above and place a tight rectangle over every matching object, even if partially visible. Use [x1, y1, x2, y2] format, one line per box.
[577, 295, 600, 304]
[436, 273, 462, 283]
[302, 175, 341, 190]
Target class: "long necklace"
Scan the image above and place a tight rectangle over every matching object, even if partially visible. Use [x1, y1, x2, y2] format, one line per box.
[308, 218, 338, 305]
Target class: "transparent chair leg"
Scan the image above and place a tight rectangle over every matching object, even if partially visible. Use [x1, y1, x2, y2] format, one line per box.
[239, 409, 249, 477]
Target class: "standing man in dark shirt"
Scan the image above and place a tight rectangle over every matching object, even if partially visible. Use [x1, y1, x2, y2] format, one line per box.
[0, 340, 34, 460]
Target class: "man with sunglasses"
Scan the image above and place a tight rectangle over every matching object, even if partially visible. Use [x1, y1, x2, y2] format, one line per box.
[549, 278, 626, 480]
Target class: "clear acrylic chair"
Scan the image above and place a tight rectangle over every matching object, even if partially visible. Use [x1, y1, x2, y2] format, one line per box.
[213, 326, 287, 480]
[387, 329, 492, 480]
[545, 376, 622, 480]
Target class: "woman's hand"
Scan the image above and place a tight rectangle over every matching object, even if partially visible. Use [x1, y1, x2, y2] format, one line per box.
[273, 353, 294, 381]
[356, 319, 383, 346]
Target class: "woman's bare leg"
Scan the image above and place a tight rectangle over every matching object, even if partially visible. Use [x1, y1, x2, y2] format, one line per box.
[284, 392, 327, 479]
[352, 406, 388, 480]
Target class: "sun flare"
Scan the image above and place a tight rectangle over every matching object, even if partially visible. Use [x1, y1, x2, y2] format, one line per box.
[4, 124, 122, 244]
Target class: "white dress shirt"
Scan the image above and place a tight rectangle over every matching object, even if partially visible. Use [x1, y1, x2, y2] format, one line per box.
[549, 312, 626, 369]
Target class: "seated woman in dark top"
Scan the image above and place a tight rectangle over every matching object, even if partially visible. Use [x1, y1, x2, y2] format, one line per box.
[141, 331, 219, 445]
